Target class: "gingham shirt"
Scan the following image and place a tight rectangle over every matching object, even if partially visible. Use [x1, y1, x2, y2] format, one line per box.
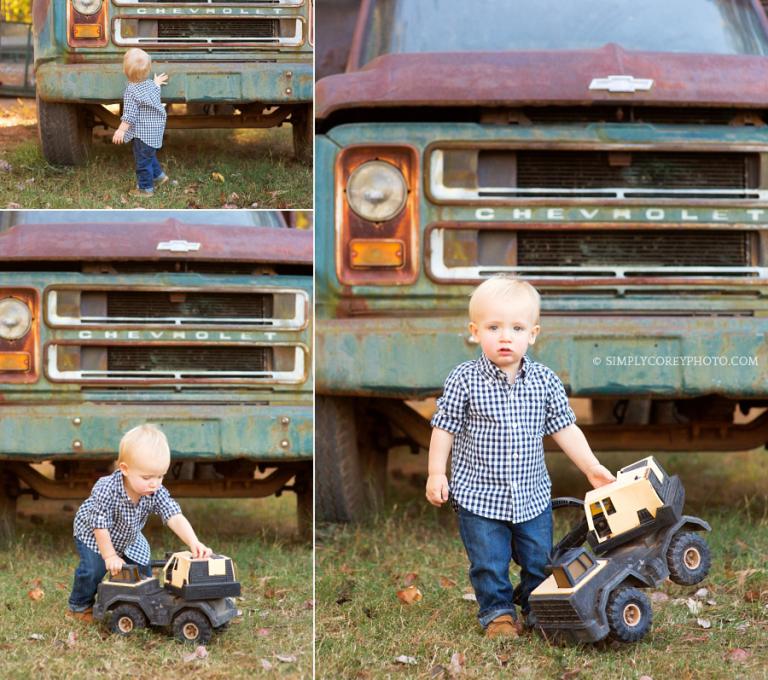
[431, 353, 576, 523]
[121, 79, 167, 149]
[73, 470, 181, 564]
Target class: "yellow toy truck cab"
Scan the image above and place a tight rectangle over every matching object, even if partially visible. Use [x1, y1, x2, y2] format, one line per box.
[161, 551, 240, 600]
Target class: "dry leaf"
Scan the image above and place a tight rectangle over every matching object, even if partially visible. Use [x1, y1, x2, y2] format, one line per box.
[340, 564, 353, 575]
[394, 655, 417, 665]
[55, 582, 67, 591]
[403, 572, 419, 586]
[303, 599, 315, 609]
[561, 670, 581, 680]
[694, 587, 708, 598]
[27, 587, 44, 601]
[439, 576, 457, 588]
[227, 192, 240, 202]
[430, 664, 447, 679]
[6, 202, 21, 209]
[447, 652, 465, 677]
[28, 634, 44, 641]
[696, 618, 711, 629]
[260, 659, 273, 671]
[276, 654, 297, 663]
[30, 578, 42, 588]
[182, 645, 208, 662]
[686, 598, 702, 615]
[0, 160, 12, 172]
[728, 648, 751, 663]
[257, 628, 270, 637]
[638, 676, 653, 680]
[461, 593, 477, 602]
[396, 585, 422, 604]
[66, 631, 77, 648]
[221, 203, 238, 209]
[650, 591, 669, 603]
[211, 172, 225, 182]
[744, 590, 763, 603]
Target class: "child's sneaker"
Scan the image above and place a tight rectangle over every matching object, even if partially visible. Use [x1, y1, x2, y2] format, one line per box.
[66, 608, 94, 623]
[154, 173, 169, 186]
[129, 188, 154, 198]
[485, 614, 520, 639]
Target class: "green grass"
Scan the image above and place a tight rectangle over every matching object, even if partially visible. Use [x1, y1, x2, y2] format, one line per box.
[2, 495, 312, 679]
[316, 451, 768, 679]
[0, 126, 311, 209]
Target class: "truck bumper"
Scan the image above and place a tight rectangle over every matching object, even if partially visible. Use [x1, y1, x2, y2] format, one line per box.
[35, 60, 312, 104]
[316, 315, 768, 399]
[0, 402, 311, 461]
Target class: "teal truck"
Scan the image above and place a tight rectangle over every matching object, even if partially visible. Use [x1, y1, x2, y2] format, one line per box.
[315, 0, 768, 521]
[0, 211, 313, 540]
[32, 0, 313, 164]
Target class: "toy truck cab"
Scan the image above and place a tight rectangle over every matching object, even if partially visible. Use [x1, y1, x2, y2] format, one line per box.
[32, 0, 314, 165]
[163, 551, 240, 600]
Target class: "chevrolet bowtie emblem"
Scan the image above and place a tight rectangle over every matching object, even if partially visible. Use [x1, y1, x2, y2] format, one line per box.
[157, 240, 202, 253]
[589, 75, 654, 93]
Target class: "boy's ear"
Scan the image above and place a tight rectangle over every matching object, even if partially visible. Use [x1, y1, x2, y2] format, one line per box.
[118, 461, 129, 475]
[468, 321, 478, 341]
[529, 324, 541, 345]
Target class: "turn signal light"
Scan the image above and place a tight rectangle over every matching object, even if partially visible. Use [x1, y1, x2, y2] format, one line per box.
[73, 24, 102, 39]
[349, 239, 405, 268]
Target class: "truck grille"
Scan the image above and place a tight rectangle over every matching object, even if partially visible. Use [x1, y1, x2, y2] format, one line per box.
[430, 148, 763, 200]
[529, 599, 582, 625]
[106, 292, 272, 322]
[158, 19, 277, 39]
[107, 346, 271, 373]
[129, 0, 299, 4]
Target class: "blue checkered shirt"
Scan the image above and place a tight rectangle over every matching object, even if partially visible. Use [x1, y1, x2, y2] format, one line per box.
[431, 353, 576, 523]
[73, 470, 181, 564]
[121, 79, 167, 149]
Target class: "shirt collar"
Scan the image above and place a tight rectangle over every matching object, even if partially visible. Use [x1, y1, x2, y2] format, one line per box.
[478, 352, 531, 385]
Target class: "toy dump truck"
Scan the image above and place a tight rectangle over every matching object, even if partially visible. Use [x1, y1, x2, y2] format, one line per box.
[93, 551, 241, 643]
[529, 457, 711, 643]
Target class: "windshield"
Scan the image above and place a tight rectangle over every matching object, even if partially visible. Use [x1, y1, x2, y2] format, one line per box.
[359, 0, 768, 64]
[4, 211, 285, 228]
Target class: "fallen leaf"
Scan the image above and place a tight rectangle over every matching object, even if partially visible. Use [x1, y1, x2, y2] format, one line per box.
[397, 585, 422, 605]
[66, 631, 77, 648]
[439, 576, 457, 588]
[744, 590, 763, 603]
[257, 628, 270, 637]
[706, 599, 717, 606]
[638, 676, 653, 680]
[28, 633, 44, 641]
[694, 587, 708, 598]
[182, 645, 208, 662]
[211, 172, 225, 182]
[561, 669, 581, 680]
[249, 202, 259, 208]
[394, 655, 417, 665]
[119, 195, 128, 205]
[183, 185, 199, 195]
[727, 648, 751, 663]
[55, 582, 67, 591]
[430, 664, 447, 679]
[447, 651, 465, 677]
[227, 192, 240, 202]
[697, 618, 711, 629]
[340, 564, 353, 575]
[27, 587, 44, 601]
[403, 572, 419, 586]
[650, 591, 669, 603]
[0, 160, 12, 172]
[260, 659, 273, 671]
[303, 599, 315, 609]
[461, 593, 477, 602]
[6, 202, 21, 208]
[686, 598, 702, 615]
[221, 203, 238, 209]
[276, 654, 297, 663]
[29, 578, 42, 588]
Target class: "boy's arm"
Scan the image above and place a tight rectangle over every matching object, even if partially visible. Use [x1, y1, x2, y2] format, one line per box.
[113, 89, 137, 144]
[551, 424, 615, 488]
[93, 528, 125, 575]
[426, 428, 453, 506]
[166, 514, 212, 558]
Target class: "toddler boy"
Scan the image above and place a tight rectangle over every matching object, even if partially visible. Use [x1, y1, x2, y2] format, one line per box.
[112, 48, 169, 197]
[426, 277, 615, 638]
[68, 424, 211, 621]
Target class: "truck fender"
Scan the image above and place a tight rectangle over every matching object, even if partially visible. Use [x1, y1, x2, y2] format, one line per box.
[595, 569, 655, 629]
[661, 515, 712, 555]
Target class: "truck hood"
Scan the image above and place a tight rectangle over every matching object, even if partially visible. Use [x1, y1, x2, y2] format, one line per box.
[317, 44, 768, 121]
[0, 220, 312, 265]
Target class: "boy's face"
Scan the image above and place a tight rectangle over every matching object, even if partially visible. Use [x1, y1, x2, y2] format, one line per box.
[469, 294, 540, 372]
[119, 451, 169, 498]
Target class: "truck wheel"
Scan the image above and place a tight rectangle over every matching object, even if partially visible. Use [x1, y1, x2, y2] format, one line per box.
[606, 586, 652, 642]
[110, 604, 147, 636]
[666, 531, 711, 585]
[316, 396, 385, 523]
[173, 609, 212, 644]
[291, 105, 312, 163]
[0, 466, 19, 546]
[36, 96, 93, 166]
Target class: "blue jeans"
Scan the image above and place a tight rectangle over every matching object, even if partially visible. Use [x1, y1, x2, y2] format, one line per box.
[68, 538, 152, 612]
[132, 138, 163, 191]
[457, 504, 552, 628]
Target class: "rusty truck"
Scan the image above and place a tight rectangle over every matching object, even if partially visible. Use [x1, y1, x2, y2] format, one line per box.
[315, 0, 768, 521]
[0, 210, 313, 540]
[32, 0, 313, 165]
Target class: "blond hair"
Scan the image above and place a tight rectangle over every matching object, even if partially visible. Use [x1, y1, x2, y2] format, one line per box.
[469, 276, 541, 323]
[123, 48, 151, 83]
[118, 424, 170, 467]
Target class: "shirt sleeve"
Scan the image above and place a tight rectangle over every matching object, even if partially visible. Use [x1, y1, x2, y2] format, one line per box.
[87, 478, 115, 530]
[542, 370, 577, 436]
[152, 485, 182, 523]
[430, 364, 470, 434]
[121, 88, 139, 126]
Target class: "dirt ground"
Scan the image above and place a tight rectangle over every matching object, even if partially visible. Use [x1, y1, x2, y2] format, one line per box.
[0, 96, 37, 148]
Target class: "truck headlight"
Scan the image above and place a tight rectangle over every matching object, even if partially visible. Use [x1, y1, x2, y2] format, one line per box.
[71, 0, 102, 16]
[0, 297, 32, 340]
[346, 161, 408, 222]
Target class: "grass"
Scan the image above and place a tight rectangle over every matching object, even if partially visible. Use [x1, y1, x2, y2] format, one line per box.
[316, 450, 768, 679]
[0, 123, 311, 209]
[1, 495, 312, 679]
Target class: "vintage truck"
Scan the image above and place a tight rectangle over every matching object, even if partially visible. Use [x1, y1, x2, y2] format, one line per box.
[31, 0, 313, 165]
[315, 0, 768, 521]
[0, 210, 313, 541]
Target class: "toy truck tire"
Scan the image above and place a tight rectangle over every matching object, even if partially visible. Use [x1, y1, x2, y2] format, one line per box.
[173, 609, 213, 644]
[109, 604, 148, 636]
[666, 531, 711, 585]
[36, 97, 92, 166]
[292, 104, 312, 163]
[606, 586, 652, 642]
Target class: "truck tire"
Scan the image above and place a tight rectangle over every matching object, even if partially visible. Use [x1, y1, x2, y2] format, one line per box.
[110, 604, 148, 636]
[316, 396, 385, 523]
[36, 96, 93, 166]
[666, 531, 711, 585]
[291, 104, 312, 163]
[173, 609, 212, 644]
[606, 586, 652, 642]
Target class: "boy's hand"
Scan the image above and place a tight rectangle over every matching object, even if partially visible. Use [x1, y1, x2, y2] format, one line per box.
[189, 541, 212, 559]
[586, 464, 616, 489]
[426, 473, 450, 506]
[104, 554, 125, 576]
[153, 72, 169, 87]
[112, 128, 126, 144]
